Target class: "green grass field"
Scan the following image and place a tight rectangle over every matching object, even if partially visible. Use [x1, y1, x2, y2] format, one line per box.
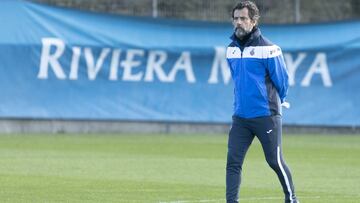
[0, 133, 359, 203]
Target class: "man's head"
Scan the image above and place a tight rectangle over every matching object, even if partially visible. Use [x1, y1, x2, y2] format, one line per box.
[232, 1, 260, 39]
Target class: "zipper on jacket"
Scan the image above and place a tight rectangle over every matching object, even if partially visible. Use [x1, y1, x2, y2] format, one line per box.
[240, 48, 244, 116]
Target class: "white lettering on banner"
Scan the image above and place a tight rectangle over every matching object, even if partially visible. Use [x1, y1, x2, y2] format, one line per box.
[144, 50, 168, 82]
[284, 53, 306, 86]
[301, 53, 332, 87]
[168, 51, 195, 83]
[208, 46, 231, 84]
[69, 46, 81, 80]
[38, 38, 66, 79]
[120, 49, 144, 81]
[84, 47, 111, 80]
[109, 49, 121, 80]
[37, 38, 333, 87]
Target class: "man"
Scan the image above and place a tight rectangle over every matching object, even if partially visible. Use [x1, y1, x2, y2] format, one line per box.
[225, 1, 299, 203]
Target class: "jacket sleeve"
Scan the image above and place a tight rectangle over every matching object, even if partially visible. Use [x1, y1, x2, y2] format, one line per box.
[266, 45, 289, 103]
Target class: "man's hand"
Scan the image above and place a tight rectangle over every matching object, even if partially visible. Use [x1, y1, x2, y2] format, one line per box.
[281, 102, 290, 109]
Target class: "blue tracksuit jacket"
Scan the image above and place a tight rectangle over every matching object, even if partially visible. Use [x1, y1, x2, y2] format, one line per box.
[226, 27, 289, 118]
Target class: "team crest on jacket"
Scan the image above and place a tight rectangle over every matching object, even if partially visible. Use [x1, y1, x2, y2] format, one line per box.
[250, 48, 255, 56]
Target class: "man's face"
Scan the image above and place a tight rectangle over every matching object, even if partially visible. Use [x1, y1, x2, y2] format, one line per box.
[232, 8, 256, 39]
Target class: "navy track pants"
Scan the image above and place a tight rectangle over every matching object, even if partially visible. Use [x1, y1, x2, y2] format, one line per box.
[226, 115, 297, 203]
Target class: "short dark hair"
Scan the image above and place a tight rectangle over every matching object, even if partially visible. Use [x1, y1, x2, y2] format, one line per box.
[232, 1, 260, 23]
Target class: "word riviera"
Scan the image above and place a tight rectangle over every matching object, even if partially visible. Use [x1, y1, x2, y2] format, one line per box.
[38, 38, 332, 87]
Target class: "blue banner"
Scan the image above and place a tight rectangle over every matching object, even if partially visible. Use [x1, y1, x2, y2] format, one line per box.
[1, 0, 359, 126]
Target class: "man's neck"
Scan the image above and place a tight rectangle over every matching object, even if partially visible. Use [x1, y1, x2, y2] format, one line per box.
[236, 27, 257, 46]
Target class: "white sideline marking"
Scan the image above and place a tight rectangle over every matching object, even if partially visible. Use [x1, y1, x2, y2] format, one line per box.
[159, 199, 223, 203]
[159, 196, 321, 203]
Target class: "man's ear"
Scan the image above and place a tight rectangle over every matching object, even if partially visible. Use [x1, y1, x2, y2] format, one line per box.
[232, 19, 237, 27]
[251, 19, 257, 27]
